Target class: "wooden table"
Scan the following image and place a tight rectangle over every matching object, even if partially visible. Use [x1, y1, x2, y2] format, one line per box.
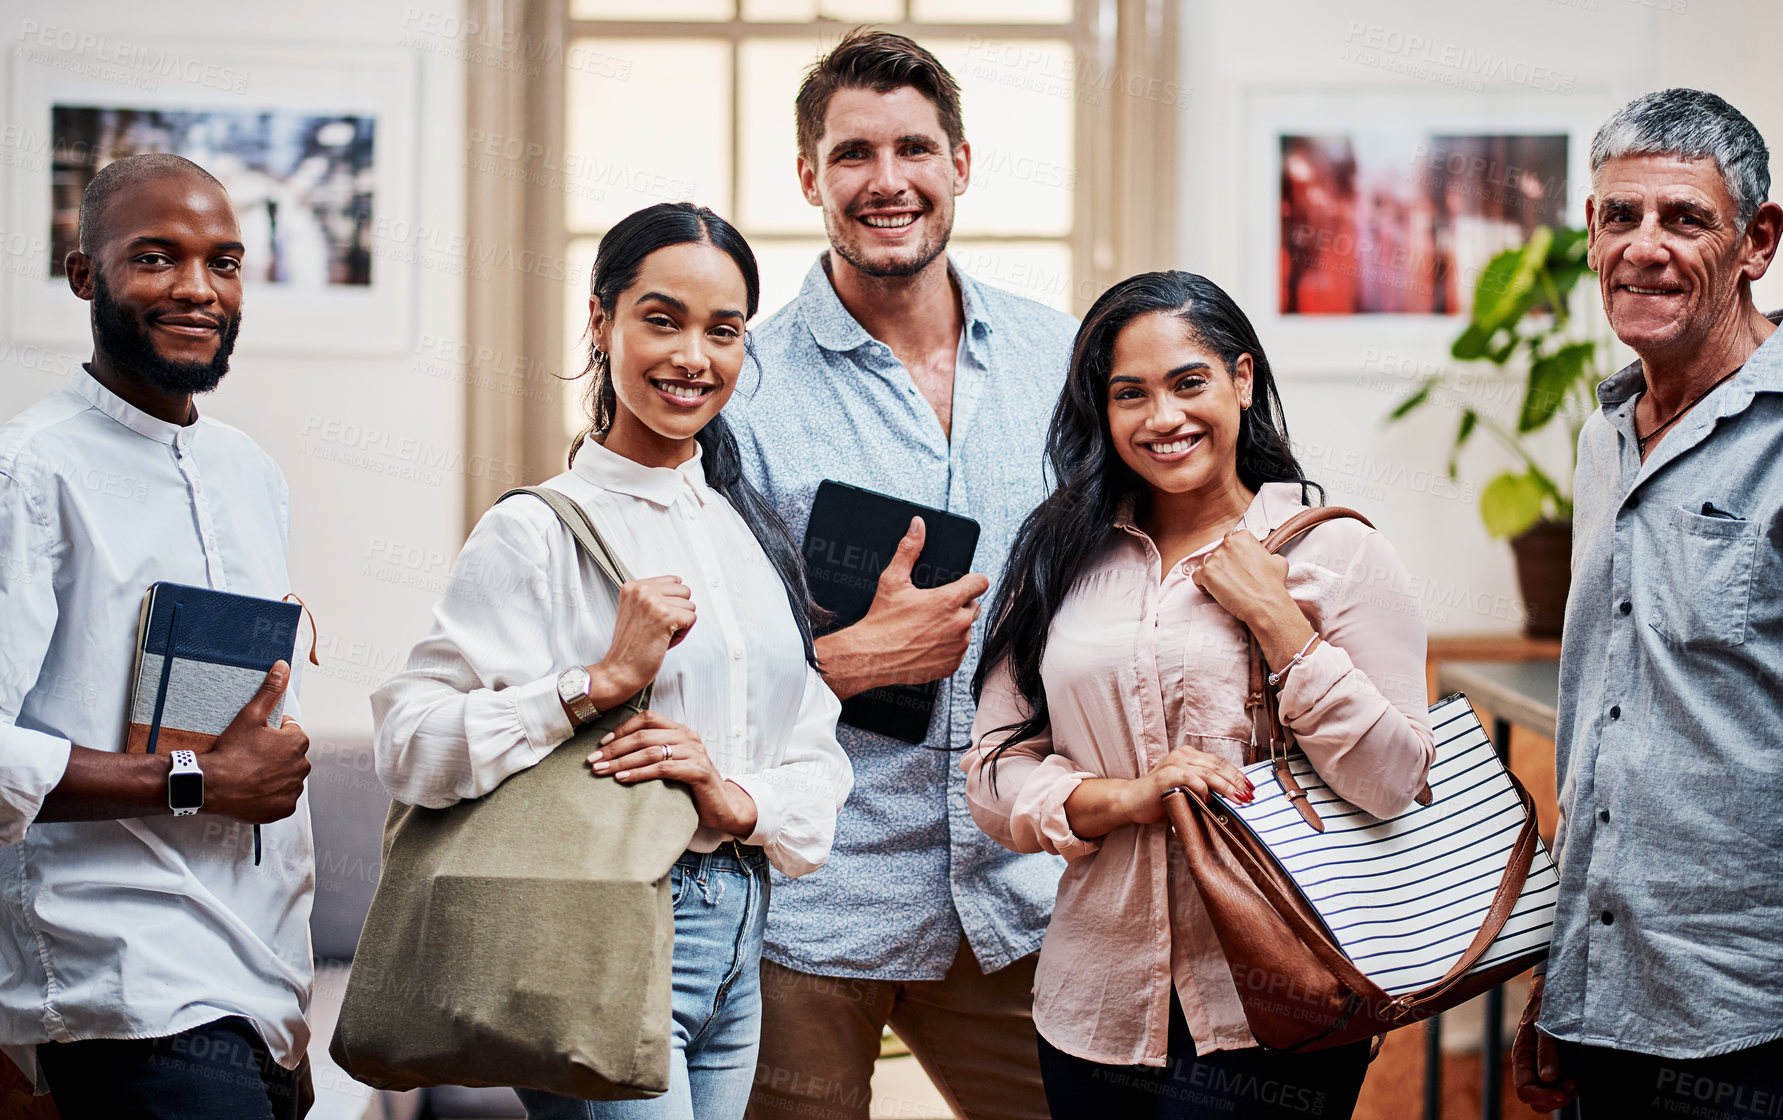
[1436, 659, 1560, 741]
[1425, 657, 1562, 1120]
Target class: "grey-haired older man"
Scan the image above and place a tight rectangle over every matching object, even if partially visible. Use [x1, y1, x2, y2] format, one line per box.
[1513, 88, 1783, 1120]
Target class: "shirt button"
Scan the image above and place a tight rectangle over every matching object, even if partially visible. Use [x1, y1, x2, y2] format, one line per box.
[732, 724, 744, 737]
[1598, 809, 1610, 823]
[1601, 911, 1614, 926]
[710, 576, 721, 587]
[731, 647, 743, 661]
[1609, 705, 1621, 719]
[1618, 600, 1631, 615]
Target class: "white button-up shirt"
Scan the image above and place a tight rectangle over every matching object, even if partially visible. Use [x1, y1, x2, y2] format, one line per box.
[372, 438, 851, 878]
[0, 370, 312, 1083]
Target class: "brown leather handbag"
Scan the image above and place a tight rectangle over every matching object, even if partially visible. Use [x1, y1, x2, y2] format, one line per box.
[1164, 506, 1557, 1052]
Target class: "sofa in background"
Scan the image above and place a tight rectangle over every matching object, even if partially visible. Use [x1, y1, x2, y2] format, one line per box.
[307, 736, 524, 1119]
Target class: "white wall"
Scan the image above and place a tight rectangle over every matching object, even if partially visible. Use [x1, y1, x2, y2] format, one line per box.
[1177, 0, 1783, 635]
[0, 0, 468, 740]
[5, 0, 1779, 749]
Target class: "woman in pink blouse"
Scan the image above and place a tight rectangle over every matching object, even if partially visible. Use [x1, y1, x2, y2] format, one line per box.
[964, 271, 1433, 1119]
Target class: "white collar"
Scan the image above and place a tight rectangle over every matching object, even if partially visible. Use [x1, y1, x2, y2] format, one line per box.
[569, 436, 709, 508]
[73, 367, 197, 447]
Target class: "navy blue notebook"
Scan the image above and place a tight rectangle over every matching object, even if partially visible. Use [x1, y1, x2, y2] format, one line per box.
[125, 582, 301, 756]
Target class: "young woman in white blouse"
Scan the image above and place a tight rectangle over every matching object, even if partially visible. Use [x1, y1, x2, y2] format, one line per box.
[964, 271, 1433, 1119]
[372, 202, 853, 1120]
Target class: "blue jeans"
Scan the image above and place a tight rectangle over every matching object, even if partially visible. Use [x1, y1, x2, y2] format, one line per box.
[520, 844, 769, 1120]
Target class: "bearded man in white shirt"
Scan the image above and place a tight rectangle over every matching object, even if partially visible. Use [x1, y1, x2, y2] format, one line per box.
[0, 154, 315, 1119]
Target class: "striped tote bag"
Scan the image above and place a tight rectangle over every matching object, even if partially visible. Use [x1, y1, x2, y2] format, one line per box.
[1163, 508, 1558, 1051]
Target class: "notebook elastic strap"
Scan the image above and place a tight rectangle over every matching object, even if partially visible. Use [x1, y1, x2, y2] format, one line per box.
[143, 603, 184, 756]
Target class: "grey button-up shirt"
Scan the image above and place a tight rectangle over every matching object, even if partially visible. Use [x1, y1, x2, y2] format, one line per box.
[726, 255, 1076, 979]
[1543, 310, 1783, 1059]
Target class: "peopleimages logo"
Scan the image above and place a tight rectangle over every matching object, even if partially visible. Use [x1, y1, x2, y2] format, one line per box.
[15, 21, 251, 94]
[1340, 22, 1576, 94]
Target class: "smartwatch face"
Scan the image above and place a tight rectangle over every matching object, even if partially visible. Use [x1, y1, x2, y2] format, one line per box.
[169, 770, 204, 811]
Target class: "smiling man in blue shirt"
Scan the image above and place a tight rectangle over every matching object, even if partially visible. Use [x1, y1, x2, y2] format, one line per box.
[1513, 89, 1783, 1120]
[728, 29, 1074, 1120]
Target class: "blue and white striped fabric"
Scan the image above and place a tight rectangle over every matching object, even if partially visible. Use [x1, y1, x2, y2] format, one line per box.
[1223, 694, 1559, 997]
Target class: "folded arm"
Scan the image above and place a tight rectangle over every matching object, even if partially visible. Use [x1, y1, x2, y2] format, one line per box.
[372, 511, 583, 808]
[963, 659, 1102, 861]
[1274, 530, 1434, 818]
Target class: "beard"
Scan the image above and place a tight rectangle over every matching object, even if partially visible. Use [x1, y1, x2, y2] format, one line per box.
[826, 196, 952, 279]
[92, 268, 240, 396]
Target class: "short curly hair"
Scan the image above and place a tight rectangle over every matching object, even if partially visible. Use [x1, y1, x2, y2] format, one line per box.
[794, 28, 964, 165]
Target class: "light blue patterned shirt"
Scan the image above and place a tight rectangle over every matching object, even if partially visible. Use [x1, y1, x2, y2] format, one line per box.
[1543, 311, 1783, 1059]
[727, 254, 1075, 979]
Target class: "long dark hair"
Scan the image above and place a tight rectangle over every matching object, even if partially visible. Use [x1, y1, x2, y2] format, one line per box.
[971, 270, 1321, 754]
[569, 201, 821, 663]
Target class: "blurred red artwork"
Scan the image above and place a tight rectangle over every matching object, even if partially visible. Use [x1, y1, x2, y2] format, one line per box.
[1280, 133, 1567, 315]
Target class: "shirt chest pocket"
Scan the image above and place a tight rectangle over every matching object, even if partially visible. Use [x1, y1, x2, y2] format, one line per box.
[1643, 507, 1762, 647]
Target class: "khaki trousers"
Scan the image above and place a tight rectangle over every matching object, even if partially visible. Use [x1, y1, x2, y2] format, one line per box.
[748, 939, 1050, 1120]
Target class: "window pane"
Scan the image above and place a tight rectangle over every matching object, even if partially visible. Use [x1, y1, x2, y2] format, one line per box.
[738, 38, 832, 235]
[741, 0, 902, 20]
[751, 239, 829, 321]
[947, 241, 1075, 313]
[911, 0, 1069, 22]
[571, 0, 733, 20]
[564, 39, 732, 230]
[931, 39, 1074, 236]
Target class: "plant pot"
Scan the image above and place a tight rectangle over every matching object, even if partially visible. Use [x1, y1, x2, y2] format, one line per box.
[1509, 519, 1572, 639]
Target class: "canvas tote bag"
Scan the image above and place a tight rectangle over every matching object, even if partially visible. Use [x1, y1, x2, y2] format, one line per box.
[331, 486, 699, 1098]
[1164, 506, 1559, 1051]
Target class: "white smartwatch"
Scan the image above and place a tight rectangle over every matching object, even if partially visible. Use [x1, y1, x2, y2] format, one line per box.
[557, 666, 601, 727]
[168, 750, 204, 816]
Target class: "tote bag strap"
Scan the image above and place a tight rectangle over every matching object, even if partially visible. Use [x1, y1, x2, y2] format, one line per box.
[497, 486, 652, 711]
[500, 486, 636, 589]
[1258, 505, 1375, 554]
[1240, 507, 1376, 827]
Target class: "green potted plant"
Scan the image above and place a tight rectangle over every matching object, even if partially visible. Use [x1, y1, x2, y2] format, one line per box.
[1386, 225, 1604, 637]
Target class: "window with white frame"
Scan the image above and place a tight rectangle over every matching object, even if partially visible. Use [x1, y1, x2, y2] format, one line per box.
[554, 1, 1083, 440]
[457, 0, 1175, 519]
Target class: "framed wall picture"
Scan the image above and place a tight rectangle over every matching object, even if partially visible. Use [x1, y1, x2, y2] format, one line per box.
[1242, 89, 1612, 377]
[5, 43, 418, 354]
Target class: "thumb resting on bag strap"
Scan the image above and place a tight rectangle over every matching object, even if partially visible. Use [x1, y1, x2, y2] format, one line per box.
[498, 486, 652, 714]
[1243, 507, 1375, 822]
[1246, 504, 1433, 810]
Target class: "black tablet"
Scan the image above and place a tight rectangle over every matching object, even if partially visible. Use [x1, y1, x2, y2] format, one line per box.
[805, 480, 982, 743]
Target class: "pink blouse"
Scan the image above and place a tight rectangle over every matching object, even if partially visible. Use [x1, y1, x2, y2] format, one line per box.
[964, 482, 1433, 1066]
